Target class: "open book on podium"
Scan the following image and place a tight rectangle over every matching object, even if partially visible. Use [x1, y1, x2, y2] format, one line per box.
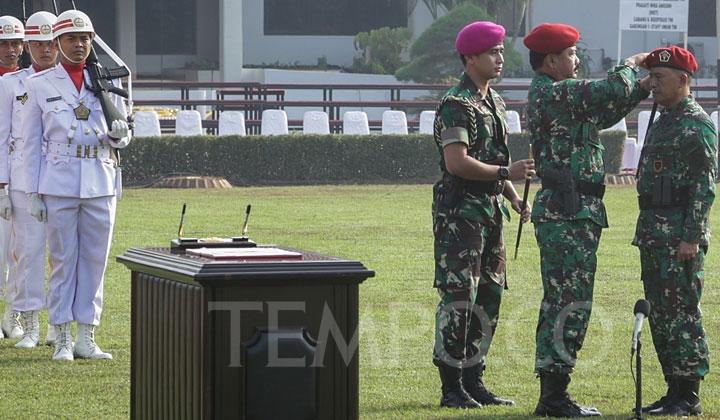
[186, 247, 303, 261]
[171, 203, 261, 253]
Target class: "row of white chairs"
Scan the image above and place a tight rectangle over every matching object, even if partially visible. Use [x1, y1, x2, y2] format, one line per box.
[132, 109, 525, 137]
[607, 109, 720, 172]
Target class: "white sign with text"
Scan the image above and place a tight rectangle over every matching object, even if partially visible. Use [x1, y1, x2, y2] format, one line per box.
[619, 0, 688, 32]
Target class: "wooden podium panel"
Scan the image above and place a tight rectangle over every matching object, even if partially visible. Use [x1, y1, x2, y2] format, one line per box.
[117, 247, 374, 420]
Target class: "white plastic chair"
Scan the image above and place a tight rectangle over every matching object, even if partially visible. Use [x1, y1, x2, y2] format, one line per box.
[175, 110, 204, 136]
[601, 118, 627, 133]
[218, 111, 246, 136]
[132, 111, 162, 137]
[418, 110, 435, 134]
[505, 110, 522, 133]
[621, 137, 638, 172]
[261, 109, 289, 136]
[711, 111, 718, 131]
[381, 110, 408, 135]
[303, 111, 330, 134]
[342, 111, 370, 135]
[637, 110, 659, 147]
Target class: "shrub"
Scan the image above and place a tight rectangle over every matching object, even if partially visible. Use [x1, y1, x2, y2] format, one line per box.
[122, 132, 627, 186]
[506, 130, 626, 175]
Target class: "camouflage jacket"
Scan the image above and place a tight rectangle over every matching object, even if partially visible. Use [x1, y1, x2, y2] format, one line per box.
[527, 65, 649, 227]
[432, 73, 510, 226]
[633, 96, 717, 247]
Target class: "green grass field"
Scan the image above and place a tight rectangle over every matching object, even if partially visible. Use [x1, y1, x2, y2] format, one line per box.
[0, 184, 716, 419]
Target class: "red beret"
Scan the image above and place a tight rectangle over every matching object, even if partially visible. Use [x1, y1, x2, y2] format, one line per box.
[523, 23, 580, 54]
[455, 21, 505, 56]
[643, 46, 698, 75]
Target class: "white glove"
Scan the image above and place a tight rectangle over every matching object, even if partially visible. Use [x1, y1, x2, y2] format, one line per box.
[108, 119, 129, 140]
[0, 189, 11, 220]
[27, 193, 47, 222]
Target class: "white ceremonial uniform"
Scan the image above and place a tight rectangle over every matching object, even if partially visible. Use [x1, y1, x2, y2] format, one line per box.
[22, 63, 129, 326]
[0, 72, 15, 302]
[0, 67, 48, 313]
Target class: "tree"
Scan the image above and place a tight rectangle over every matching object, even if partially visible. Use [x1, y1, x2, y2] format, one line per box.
[421, 0, 528, 43]
[395, 2, 523, 83]
[350, 27, 413, 75]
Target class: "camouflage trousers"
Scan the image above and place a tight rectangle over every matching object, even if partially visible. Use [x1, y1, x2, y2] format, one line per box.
[534, 220, 602, 374]
[640, 246, 709, 379]
[432, 217, 505, 368]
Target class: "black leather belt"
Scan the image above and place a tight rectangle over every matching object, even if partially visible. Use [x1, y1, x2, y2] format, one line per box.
[541, 178, 606, 199]
[638, 192, 688, 210]
[465, 180, 505, 195]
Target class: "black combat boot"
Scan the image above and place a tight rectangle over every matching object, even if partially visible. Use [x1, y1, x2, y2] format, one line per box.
[533, 372, 601, 417]
[642, 376, 678, 412]
[437, 363, 481, 408]
[649, 378, 701, 416]
[462, 364, 514, 405]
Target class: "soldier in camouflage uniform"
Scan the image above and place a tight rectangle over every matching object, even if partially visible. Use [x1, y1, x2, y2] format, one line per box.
[432, 21, 535, 409]
[633, 46, 716, 417]
[523, 23, 651, 417]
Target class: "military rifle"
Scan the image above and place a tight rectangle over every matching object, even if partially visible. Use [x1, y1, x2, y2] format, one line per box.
[60, 0, 133, 131]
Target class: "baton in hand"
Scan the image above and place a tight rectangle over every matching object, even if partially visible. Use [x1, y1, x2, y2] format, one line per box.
[514, 144, 533, 260]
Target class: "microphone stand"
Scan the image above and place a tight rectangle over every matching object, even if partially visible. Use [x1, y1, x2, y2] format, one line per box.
[630, 333, 643, 420]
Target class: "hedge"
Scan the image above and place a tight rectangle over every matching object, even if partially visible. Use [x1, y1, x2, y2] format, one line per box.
[121, 131, 627, 186]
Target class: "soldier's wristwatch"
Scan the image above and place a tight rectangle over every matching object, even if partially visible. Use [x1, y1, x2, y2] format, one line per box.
[497, 166, 509, 181]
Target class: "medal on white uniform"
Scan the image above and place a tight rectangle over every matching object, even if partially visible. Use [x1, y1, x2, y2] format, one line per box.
[74, 102, 91, 120]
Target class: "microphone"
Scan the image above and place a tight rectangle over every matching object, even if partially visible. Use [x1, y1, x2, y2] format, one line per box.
[177, 203, 187, 238]
[241, 204, 252, 238]
[631, 299, 651, 353]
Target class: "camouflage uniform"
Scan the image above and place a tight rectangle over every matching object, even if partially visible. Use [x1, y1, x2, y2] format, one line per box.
[633, 95, 717, 379]
[528, 65, 649, 374]
[432, 73, 510, 368]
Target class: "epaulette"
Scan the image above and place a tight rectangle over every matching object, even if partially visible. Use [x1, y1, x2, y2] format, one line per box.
[26, 67, 55, 80]
[3, 67, 31, 80]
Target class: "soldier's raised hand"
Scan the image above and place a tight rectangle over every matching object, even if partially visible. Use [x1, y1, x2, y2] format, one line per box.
[624, 52, 650, 68]
[508, 159, 535, 181]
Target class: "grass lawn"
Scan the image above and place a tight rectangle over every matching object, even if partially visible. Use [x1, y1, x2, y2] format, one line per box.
[0, 184, 716, 419]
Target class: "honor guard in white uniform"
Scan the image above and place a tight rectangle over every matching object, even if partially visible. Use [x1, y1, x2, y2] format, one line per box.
[0, 11, 59, 348]
[21, 10, 130, 361]
[0, 15, 26, 339]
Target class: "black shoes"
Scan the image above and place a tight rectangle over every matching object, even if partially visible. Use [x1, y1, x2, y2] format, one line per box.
[642, 376, 678, 412]
[462, 364, 515, 406]
[534, 372, 601, 417]
[648, 378, 702, 416]
[437, 364, 481, 409]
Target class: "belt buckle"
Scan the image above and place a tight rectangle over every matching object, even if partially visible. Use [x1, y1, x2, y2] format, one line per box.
[76, 144, 82, 158]
[84, 145, 92, 158]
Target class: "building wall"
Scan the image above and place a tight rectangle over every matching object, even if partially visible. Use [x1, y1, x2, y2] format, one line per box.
[525, 0, 717, 74]
[241, 0, 435, 67]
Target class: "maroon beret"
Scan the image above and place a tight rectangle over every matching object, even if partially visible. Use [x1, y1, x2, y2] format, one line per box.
[523, 23, 580, 54]
[643, 46, 698, 74]
[455, 21, 505, 56]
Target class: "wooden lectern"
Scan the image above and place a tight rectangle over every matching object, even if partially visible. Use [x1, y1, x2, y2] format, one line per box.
[117, 246, 374, 420]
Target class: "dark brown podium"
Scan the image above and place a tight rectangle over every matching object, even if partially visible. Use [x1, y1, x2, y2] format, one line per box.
[117, 247, 374, 420]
